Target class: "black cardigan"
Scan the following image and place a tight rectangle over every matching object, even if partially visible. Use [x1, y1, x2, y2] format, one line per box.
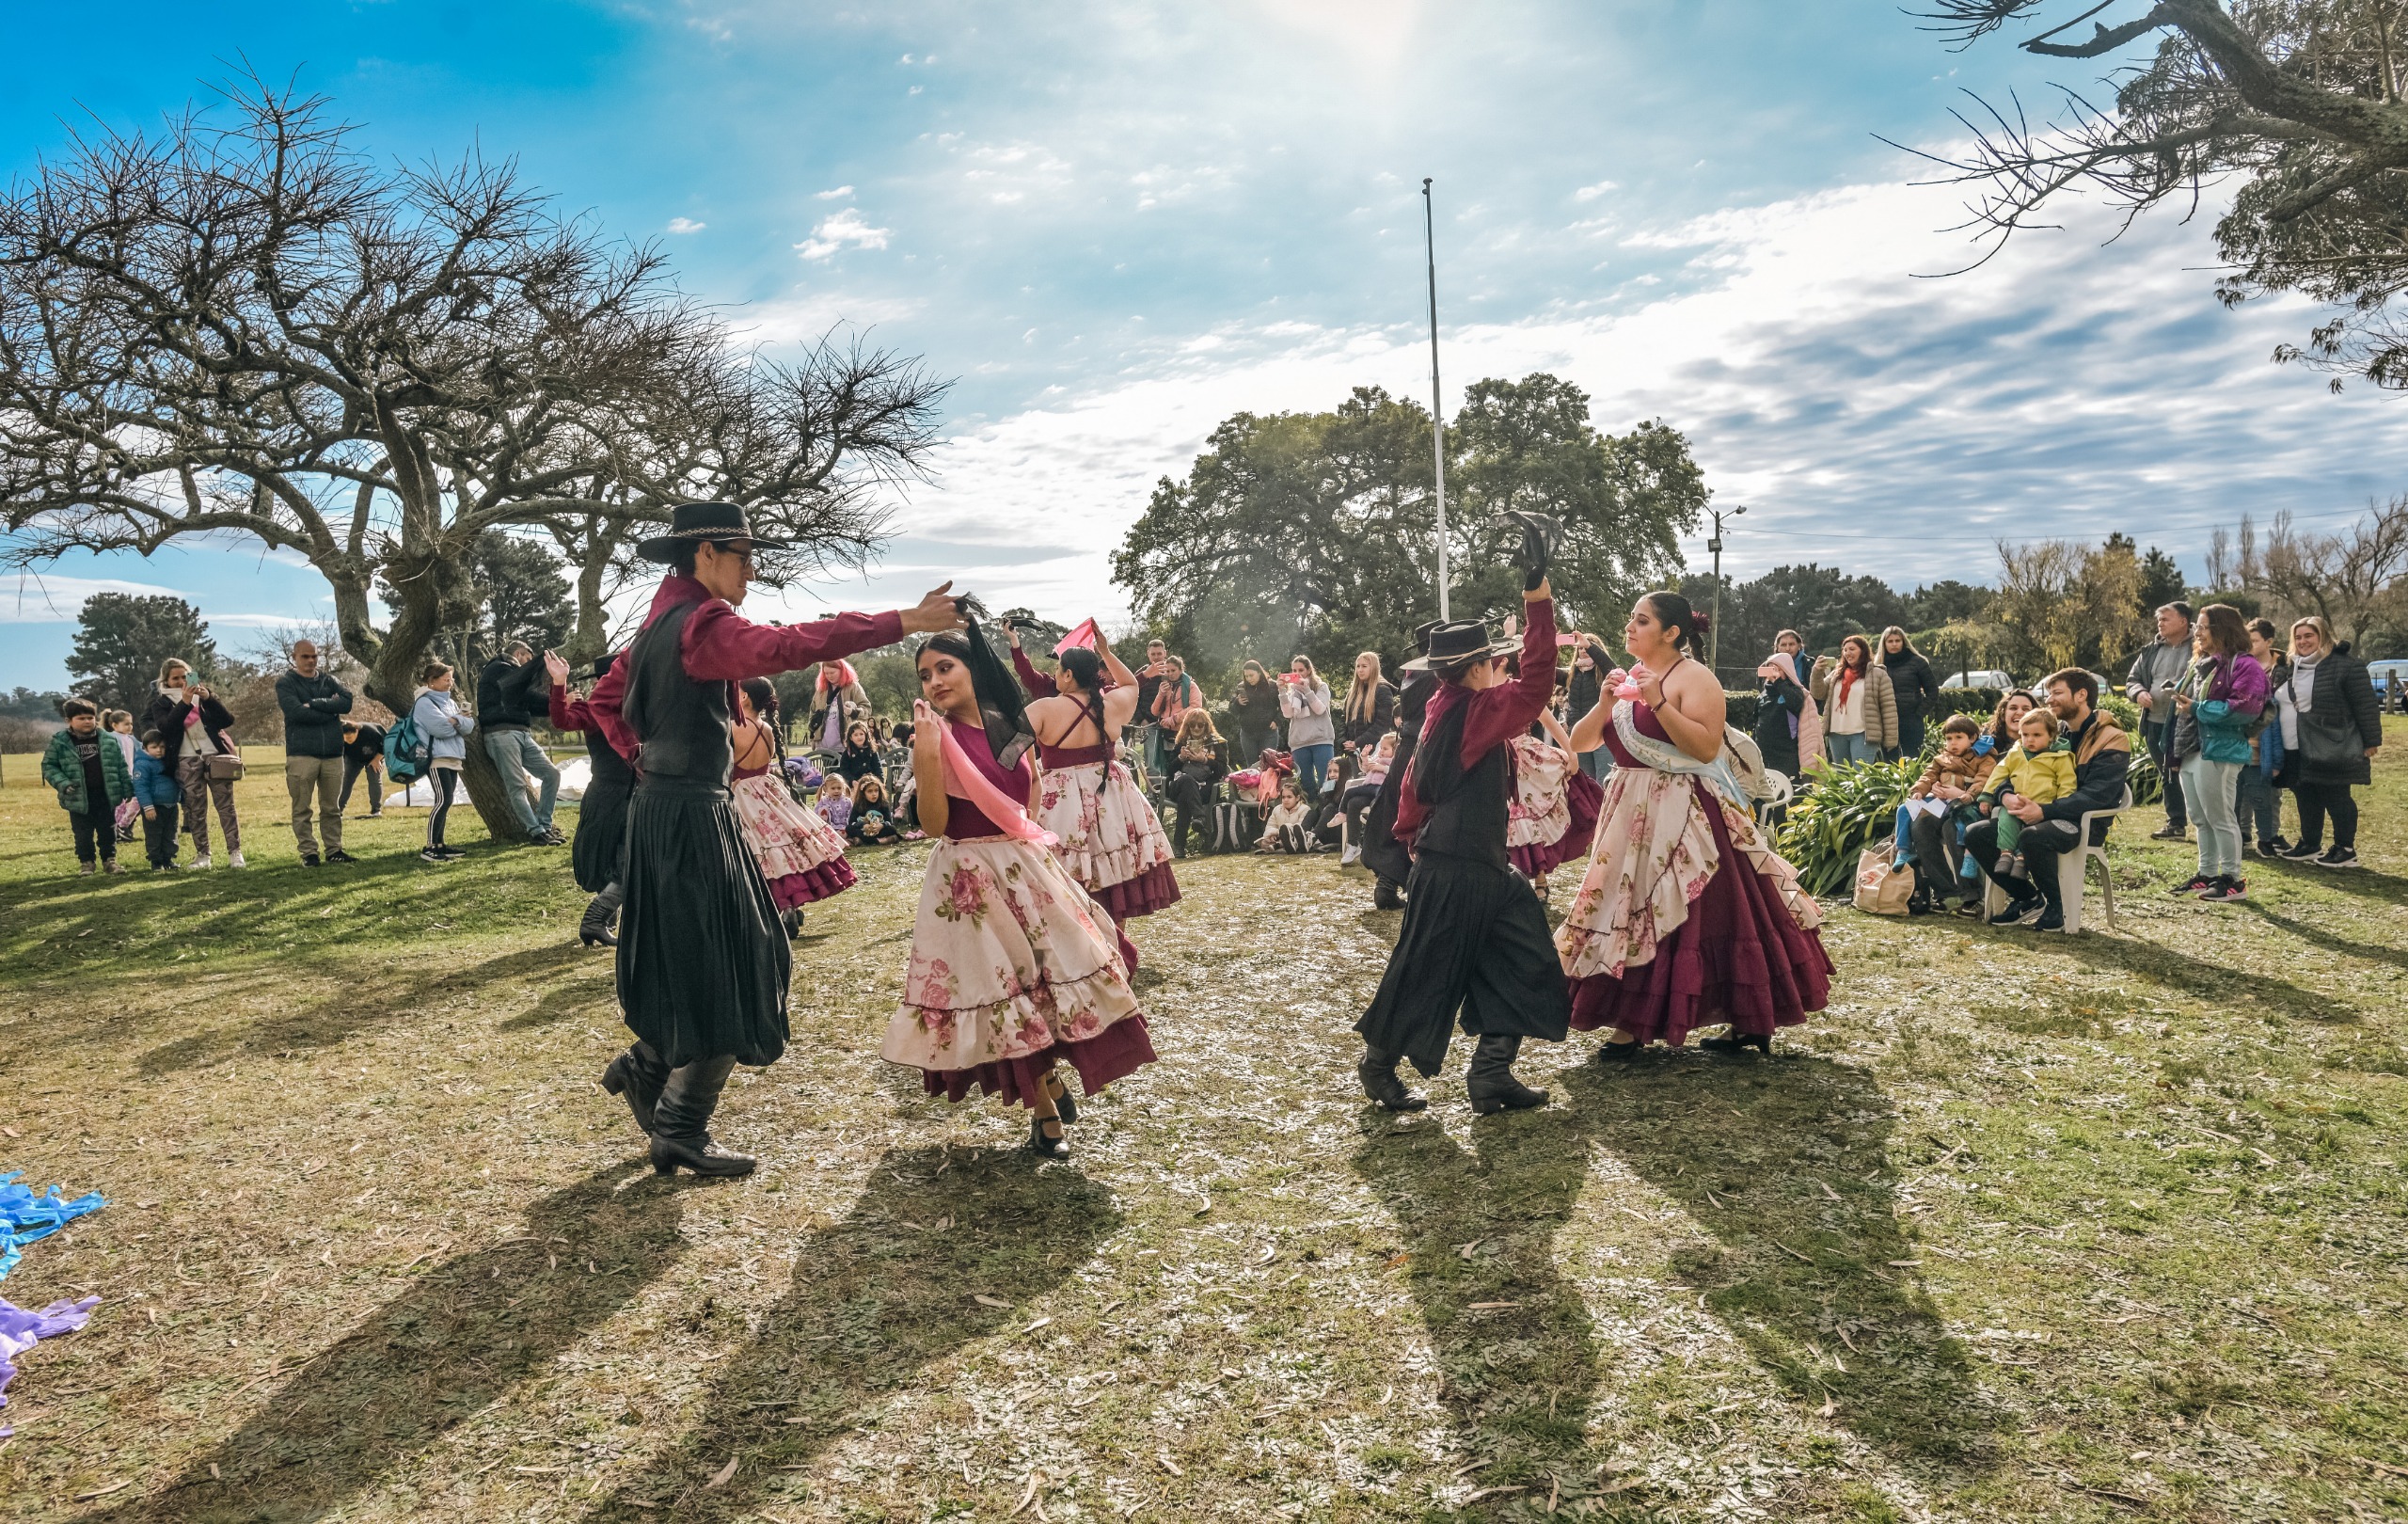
[1339, 679, 1397, 752]
[142, 691, 237, 766]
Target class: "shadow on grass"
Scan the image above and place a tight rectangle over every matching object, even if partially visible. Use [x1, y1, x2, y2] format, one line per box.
[580, 1145, 1118, 1521]
[1351, 1100, 1600, 1488]
[1560, 1056, 1999, 1473]
[2238, 900, 2408, 975]
[100, 1164, 689, 1524]
[133, 941, 601, 1075]
[2031, 927, 2368, 1024]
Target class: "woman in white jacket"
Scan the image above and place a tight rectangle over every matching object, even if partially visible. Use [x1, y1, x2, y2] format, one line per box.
[412, 662, 478, 863]
[1279, 656, 1337, 802]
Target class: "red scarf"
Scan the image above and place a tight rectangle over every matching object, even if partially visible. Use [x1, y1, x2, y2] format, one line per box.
[1836, 660, 1862, 713]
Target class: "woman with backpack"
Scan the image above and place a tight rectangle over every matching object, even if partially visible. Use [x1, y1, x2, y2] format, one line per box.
[2168, 603, 2268, 901]
[2272, 615, 2384, 868]
[2239, 618, 2291, 857]
[411, 662, 477, 863]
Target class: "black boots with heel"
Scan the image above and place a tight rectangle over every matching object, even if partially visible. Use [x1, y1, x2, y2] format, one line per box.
[1357, 1047, 1429, 1112]
[1465, 1034, 1548, 1114]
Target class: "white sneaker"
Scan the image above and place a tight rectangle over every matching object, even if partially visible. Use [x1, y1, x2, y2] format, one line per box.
[1339, 846, 1361, 865]
[189, 854, 213, 870]
[229, 850, 247, 868]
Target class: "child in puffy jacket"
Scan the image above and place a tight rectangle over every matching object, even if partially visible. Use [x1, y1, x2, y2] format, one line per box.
[132, 729, 183, 869]
[1978, 708, 2077, 881]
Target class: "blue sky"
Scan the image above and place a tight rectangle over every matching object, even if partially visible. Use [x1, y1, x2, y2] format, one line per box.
[6, 0, 2402, 690]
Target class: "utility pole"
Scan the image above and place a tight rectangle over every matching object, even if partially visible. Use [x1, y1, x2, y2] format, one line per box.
[1704, 501, 1744, 674]
[1421, 177, 1450, 621]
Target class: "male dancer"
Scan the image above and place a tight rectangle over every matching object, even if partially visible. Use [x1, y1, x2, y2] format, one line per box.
[594, 501, 965, 1176]
[1354, 518, 1571, 1114]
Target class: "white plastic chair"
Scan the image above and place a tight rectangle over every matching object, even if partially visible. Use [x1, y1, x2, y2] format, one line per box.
[1980, 786, 2133, 933]
[1753, 770, 1793, 826]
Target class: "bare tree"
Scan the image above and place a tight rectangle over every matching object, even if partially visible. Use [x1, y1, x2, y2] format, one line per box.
[1907, 1, 2408, 389]
[2221, 497, 2408, 639]
[0, 76, 945, 837]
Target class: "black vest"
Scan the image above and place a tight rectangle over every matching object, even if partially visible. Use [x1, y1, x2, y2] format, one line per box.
[1409, 697, 1512, 869]
[623, 600, 733, 790]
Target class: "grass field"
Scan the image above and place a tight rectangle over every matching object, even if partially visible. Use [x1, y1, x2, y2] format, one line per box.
[2, 730, 2405, 1523]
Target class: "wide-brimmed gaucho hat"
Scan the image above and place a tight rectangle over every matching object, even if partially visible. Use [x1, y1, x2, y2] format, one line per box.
[635, 501, 789, 564]
[1400, 619, 1520, 674]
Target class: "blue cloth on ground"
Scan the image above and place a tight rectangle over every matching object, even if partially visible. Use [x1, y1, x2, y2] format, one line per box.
[0, 1174, 107, 1284]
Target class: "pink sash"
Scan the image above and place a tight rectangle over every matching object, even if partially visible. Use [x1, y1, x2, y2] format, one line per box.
[937, 723, 1056, 847]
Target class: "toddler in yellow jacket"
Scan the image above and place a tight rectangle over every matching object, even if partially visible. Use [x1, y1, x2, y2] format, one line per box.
[1979, 709, 2078, 880]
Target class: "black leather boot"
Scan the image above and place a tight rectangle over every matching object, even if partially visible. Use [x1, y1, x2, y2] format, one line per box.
[1357, 1047, 1428, 1112]
[600, 1044, 664, 1135]
[1465, 1033, 1548, 1114]
[647, 1056, 753, 1177]
[579, 881, 623, 947]
[1372, 877, 1406, 912]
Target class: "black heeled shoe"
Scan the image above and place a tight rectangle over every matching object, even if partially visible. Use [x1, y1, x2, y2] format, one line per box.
[600, 1054, 659, 1135]
[1594, 1040, 1642, 1065]
[1698, 1030, 1771, 1056]
[648, 1135, 755, 1177]
[1042, 1069, 1079, 1125]
[578, 926, 617, 947]
[1465, 1034, 1549, 1114]
[1356, 1049, 1428, 1112]
[1026, 1112, 1070, 1160]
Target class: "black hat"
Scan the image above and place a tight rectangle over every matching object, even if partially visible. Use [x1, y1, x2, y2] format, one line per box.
[1400, 619, 1519, 674]
[635, 501, 789, 564]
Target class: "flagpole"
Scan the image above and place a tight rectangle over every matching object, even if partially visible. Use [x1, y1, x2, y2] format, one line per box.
[1421, 177, 1450, 622]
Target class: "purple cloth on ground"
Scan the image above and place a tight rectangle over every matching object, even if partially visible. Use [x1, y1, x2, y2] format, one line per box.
[0, 1294, 100, 1437]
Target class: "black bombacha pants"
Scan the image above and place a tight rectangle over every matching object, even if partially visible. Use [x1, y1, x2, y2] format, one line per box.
[1355, 849, 1571, 1078]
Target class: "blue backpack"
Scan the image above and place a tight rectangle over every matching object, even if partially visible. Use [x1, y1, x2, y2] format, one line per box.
[384, 712, 431, 784]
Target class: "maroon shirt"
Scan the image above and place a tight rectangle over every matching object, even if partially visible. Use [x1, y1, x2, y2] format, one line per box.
[1391, 597, 1557, 845]
[587, 575, 904, 768]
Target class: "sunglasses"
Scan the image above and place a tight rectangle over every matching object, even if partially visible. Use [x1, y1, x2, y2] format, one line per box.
[704, 539, 756, 567]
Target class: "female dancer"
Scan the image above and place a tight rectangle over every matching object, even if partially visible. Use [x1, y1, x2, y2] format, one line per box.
[1507, 707, 1604, 901]
[546, 650, 634, 946]
[730, 677, 858, 935]
[1023, 638, 1180, 958]
[1557, 592, 1832, 1059]
[881, 626, 1155, 1159]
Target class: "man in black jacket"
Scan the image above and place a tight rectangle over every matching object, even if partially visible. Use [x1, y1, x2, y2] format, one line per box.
[275, 641, 355, 865]
[479, 642, 562, 845]
[339, 721, 387, 817]
[1964, 667, 2131, 931]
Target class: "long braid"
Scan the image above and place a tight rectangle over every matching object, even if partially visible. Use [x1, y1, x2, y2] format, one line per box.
[1057, 647, 1114, 776]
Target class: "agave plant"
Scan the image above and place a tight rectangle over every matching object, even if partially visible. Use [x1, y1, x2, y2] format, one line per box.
[1778, 757, 1918, 898]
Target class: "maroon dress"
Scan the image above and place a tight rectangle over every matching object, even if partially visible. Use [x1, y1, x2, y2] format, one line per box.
[1560, 701, 1832, 1045]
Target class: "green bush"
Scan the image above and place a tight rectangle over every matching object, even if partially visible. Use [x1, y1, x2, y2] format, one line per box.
[1725, 690, 1757, 730]
[1777, 756, 1919, 898]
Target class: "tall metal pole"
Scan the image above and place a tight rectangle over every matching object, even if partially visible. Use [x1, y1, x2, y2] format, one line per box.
[1703, 501, 1744, 675]
[1421, 177, 1450, 622]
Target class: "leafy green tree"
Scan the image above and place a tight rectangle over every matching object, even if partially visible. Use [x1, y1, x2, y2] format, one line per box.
[1113, 376, 1703, 679]
[0, 686, 69, 721]
[2136, 545, 2191, 617]
[380, 531, 573, 680]
[66, 593, 216, 711]
[1902, 579, 1992, 629]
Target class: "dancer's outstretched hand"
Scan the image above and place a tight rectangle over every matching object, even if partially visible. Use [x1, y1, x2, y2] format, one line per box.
[902, 582, 967, 635]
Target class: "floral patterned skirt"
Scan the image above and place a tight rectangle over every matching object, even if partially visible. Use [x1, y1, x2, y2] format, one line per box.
[1035, 761, 1180, 919]
[730, 772, 858, 910]
[1507, 739, 1604, 879]
[1556, 767, 1830, 1045]
[881, 835, 1156, 1110]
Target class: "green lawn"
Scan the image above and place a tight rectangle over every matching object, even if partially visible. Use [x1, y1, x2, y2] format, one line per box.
[2, 731, 2405, 1522]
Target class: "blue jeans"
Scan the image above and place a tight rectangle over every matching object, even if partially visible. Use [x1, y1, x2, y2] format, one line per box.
[1291, 742, 1334, 802]
[1825, 732, 1879, 766]
[2237, 762, 2280, 844]
[484, 728, 560, 834]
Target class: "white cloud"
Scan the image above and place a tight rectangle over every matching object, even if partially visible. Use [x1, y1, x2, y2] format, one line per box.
[815, 184, 856, 199]
[1, 572, 182, 623]
[665, 216, 707, 234]
[794, 207, 892, 261]
[848, 175, 2408, 627]
[1574, 179, 1618, 200]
